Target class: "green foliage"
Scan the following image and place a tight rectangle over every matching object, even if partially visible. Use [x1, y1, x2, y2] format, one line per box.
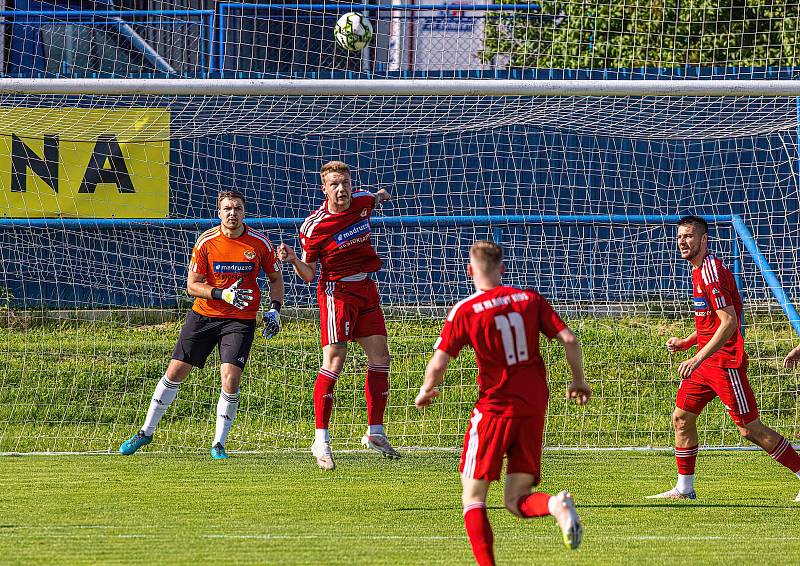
[481, 0, 800, 69]
[3, 452, 800, 564]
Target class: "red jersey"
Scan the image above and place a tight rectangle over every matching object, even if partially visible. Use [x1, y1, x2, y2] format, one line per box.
[299, 191, 382, 282]
[692, 254, 746, 368]
[435, 285, 567, 417]
[189, 225, 280, 320]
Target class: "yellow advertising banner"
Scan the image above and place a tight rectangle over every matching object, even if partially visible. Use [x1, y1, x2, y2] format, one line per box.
[0, 107, 170, 218]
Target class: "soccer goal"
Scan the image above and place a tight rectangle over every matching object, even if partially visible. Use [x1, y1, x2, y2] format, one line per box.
[0, 76, 798, 453]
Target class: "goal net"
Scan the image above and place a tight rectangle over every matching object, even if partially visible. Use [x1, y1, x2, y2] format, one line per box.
[0, 83, 798, 454]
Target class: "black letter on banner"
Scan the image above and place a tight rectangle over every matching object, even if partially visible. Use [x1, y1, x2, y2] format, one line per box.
[11, 134, 59, 193]
[78, 134, 135, 193]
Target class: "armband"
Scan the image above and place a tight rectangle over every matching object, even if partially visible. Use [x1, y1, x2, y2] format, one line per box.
[270, 300, 282, 313]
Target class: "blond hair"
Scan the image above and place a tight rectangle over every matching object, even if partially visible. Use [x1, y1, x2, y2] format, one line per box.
[320, 160, 351, 182]
[470, 240, 503, 273]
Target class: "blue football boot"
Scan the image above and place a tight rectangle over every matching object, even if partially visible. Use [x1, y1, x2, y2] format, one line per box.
[119, 430, 152, 455]
[211, 442, 228, 460]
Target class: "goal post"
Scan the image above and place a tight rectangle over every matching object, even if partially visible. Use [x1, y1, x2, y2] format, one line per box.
[0, 80, 799, 453]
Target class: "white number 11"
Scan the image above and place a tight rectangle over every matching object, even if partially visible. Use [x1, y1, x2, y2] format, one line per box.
[494, 312, 529, 365]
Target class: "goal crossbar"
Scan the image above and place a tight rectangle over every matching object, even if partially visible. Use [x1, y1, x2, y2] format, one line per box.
[2, 79, 800, 96]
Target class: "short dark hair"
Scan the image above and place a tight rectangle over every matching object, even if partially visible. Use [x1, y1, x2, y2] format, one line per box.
[217, 191, 246, 208]
[677, 215, 708, 236]
[470, 240, 503, 272]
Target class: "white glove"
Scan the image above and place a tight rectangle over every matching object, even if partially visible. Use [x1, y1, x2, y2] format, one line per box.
[262, 308, 281, 339]
[215, 277, 253, 310]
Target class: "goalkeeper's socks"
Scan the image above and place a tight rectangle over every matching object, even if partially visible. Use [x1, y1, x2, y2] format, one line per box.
[314, 368, 339, 429]
[213, 389, 240, 447]
[365, 363, 390, 427]
[142, 375, 181, 435]
[768, 436, 800, 474]
[463, 502, 496, 566]
[516, 492, 552, 518]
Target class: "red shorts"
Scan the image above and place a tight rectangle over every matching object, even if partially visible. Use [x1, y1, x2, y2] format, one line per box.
[459, 408, 546, 483]
[317, 278, 387, 348]
[675, 361, 758, 426]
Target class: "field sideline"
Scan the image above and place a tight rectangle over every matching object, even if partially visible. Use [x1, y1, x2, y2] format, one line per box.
[3, 450, 799, 565]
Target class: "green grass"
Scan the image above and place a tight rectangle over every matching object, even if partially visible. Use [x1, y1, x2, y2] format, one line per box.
[2, 451, 799, 565]
[1, 315, 798, 452]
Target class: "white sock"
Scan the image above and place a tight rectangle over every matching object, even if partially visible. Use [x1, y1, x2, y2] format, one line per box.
[213, 389, 240, 447]
[142, 375, 181, 436]
[547, 495, 559, 516]
[368, 424, 385, 436]
[676, 474, 695, 494]
[795, 471, 800, 480]
[315, 428, 330, 443]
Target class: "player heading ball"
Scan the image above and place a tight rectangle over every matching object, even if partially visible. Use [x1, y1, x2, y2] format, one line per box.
[278, 161, 397, 470]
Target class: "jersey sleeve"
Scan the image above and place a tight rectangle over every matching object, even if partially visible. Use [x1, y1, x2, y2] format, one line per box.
[351, 191, 376, 214]
[189, 238, 208, 276]
[434, 309, 469, 358]
[299, 229, 320, 263]
[260, 239, 280, 275]
[704, 260, 736, 311]
[537, 295, 567, 339]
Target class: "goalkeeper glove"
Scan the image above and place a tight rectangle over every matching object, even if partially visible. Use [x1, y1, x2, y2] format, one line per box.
[262, 301, 281, 340]
[211, 277, 253, 310]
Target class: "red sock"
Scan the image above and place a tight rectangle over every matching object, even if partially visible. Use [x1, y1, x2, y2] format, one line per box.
[313, 369, 338, 429]
[675, 444, 698, 475]
[463, 503, 495, 566]
[516, 492, 552, 518]
[768, 437, 800, 473]
[365, 363, 390, 426]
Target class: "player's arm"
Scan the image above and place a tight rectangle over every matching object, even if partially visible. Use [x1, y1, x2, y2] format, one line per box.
[666, 331, 697, 353]
[261, 270, 285, 339]
[277, 243, 317, 283]
[678, 306, 737, 378]
[415, 350, 449, 408]
[783, 343, 800, 369]
[186, 272, 253, 310]
[372, 188, 391, 207]
[554, 328, 591, 405]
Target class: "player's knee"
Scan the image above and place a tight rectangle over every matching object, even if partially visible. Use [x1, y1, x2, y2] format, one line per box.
[672, 411, 690, 431]
[370, 353, 390, 367]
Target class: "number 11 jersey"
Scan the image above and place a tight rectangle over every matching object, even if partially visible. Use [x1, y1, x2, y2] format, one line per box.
[434, 286, 567, 417]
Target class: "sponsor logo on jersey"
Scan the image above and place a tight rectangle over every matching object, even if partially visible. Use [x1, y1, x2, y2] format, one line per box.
[244, 249, 256, 260]
[694, 297, 708, 310]
[334, 219, 371, 245]
[360, 209, 368, 217]
[213, 261, 255, 274]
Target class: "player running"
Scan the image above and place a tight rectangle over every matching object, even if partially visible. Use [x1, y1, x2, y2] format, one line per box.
[416, 241, 592, 563]
[649, 215, 800, 501]
[119, 191, 284, 459]
[278, 161, 397, 470]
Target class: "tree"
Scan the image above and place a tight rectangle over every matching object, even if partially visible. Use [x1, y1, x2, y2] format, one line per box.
[480, 0, 800, 69]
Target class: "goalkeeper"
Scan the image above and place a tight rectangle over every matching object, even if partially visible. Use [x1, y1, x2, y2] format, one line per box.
[119, 191, 284, 460]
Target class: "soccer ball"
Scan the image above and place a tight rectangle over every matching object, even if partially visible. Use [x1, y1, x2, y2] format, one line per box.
[334, 12, 373, 52]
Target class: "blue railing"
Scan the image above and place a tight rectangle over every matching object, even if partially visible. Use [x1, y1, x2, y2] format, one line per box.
[2, 213, 797, 337]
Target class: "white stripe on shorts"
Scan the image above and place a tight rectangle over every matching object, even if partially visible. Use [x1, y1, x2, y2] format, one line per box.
[326, 281, 337, 343]
[463, 408, 483, 479]
[728, 368, 749, 414]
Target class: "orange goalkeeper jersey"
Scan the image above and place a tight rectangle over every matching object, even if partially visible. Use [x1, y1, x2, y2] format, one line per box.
[189, 225, 280, 320]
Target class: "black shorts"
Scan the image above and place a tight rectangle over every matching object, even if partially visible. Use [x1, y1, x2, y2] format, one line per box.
[172, 310, 256, 369]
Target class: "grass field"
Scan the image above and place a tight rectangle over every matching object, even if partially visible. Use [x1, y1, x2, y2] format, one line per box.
[1, 315, 798, 452]
[3, 450, 800, 565]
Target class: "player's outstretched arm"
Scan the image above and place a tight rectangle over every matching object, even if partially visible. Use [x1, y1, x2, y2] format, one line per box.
[784, 343, 800, 368]
[666, 332, 697, 353]
[277, 243, 316, 283]
[555, 328, 591, 405]
[416, 350, 449, 408]
[372, 188, 391, 207]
